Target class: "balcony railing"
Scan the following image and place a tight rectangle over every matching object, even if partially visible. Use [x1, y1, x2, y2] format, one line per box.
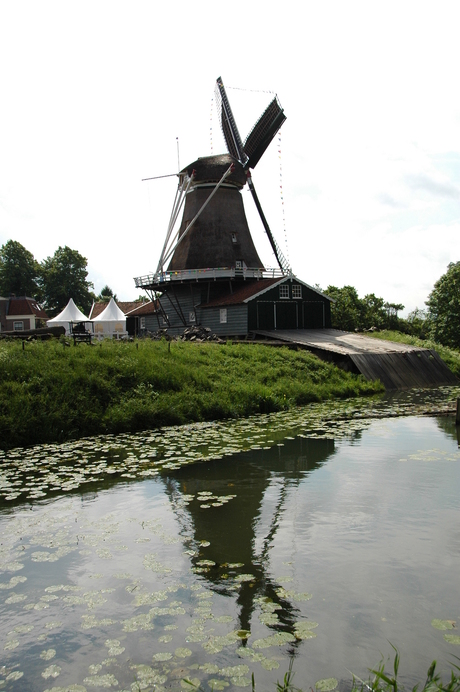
[134, 266, 285, 288]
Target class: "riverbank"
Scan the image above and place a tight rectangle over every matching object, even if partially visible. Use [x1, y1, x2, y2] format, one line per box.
[0, 338, 383, 450]
[366, 330, 460, 378]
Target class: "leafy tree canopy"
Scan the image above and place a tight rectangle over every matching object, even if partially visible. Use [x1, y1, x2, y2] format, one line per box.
[326, 285, 364, 331]
[40, 246, 94, 316]
[426, 261, 460, 348]
[98, 285, 117, 302]
[0, 240, 41, 298]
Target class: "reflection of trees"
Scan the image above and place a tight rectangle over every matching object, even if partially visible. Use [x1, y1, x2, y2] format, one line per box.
[435, 414, 460, 446]
[163, 436, 336, 654]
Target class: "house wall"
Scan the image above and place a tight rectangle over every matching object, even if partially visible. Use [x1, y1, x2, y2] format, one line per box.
[6, 315, 33, 331]
[248, 280, 331, 330]
[198, 305, 248, 336]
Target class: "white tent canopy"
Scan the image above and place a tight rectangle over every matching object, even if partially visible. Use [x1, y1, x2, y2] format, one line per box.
[47, 298, 91, 334]
[92, 297, 127, 337]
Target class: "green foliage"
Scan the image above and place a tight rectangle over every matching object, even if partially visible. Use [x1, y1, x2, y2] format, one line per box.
[326, 285, 364, 331]
[40, 245, 94, 316]
[0, 339, 382, 450]
[351, 647, 460, 692]
[326, 286, 404, 332]
[0, 240, 41, 298]
[426, 261, 460, 348]
[98, 285, 117, 301]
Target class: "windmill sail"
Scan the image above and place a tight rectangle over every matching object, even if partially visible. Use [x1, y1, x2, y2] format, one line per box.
[215, 76, 247, 165]
[243, 96, 286, 169]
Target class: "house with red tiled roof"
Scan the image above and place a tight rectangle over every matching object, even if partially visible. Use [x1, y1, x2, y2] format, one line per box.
[0, 296, 49, 332]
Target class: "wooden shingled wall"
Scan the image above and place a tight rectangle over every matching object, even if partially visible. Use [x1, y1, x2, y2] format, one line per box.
[349, 350, 458, 390]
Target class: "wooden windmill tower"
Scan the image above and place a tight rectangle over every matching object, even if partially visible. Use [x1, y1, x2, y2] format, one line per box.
[135, 78, 332, 335]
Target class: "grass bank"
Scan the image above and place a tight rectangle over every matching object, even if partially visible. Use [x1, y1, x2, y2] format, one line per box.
[365, 330, 460, 379]
[0, 338, 382, 450]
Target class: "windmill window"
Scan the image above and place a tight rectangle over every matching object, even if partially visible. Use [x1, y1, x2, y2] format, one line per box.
[279, 285, 290, 299]
[231, 233, 238, 243]
[189, 311, 196, 323]
[13, 321, 24, 331]
[220, 308, 227, 324]
[292, 285, 302, 299]
[235, 260, 243, 270]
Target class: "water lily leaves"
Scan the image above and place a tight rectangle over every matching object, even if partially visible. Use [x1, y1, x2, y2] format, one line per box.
[42, 664, 62, 679]
[40, 649, 56, 660]
[220, 665, 250, 677]
[181, 678, 201, 689]
[207, 680, 229, 690]
[316, 678, 338, 691]
[153, 652, 173, 661]
[83, 673, 119, 687]
[252, 632, 296, 649]
[260, 658, 280, 671]
[431, 619, 456, 630]
[444, 634, 460, 645]
[175, 647, 192, 658]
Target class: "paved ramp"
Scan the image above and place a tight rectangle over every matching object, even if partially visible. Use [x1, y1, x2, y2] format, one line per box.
[254, 329, 458, 390]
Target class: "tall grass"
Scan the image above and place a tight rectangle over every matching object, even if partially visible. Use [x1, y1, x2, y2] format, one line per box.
[0, 338, 382, 449]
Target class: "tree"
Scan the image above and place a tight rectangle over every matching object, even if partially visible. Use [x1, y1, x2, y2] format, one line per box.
[0, 240, 41, 298]
[98, 285, 117, 302]
[40, 246, 94, 316]
[426, 261, 460, 348]
[326, 285, 364, 331]
[361, 293, 387, 330]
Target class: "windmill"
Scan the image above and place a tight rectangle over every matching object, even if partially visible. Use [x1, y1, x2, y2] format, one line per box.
[135, 78, 331, 335]
[215, 76, 290, 274]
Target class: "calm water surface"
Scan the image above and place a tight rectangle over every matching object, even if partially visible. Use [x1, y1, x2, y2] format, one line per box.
[1, 401, 460, 691]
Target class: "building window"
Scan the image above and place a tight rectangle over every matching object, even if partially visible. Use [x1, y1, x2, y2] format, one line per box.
[140, 317, 146, 330]
[189, 311, 196, 323]
[220, 308, 227, 324]
[292, 285, 302, 299]
[13, 321, 24, 331]
[235, 260, 243, 270]
[279, 284, 289, 299]
[231, 233, 238, 243]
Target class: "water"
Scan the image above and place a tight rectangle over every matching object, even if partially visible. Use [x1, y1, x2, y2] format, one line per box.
[1, 394, 460, 690]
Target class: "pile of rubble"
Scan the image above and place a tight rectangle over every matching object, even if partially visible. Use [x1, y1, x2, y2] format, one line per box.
[178, 326, 223, 342]
[145, 326, 223, 343]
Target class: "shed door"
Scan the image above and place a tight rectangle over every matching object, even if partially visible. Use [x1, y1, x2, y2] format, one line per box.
[303, 301, 325, 328]
[275, 302, 297, 329]
[256, 302, 275, 330]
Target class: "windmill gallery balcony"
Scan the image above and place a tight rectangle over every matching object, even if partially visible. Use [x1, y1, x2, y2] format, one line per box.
[134, 266, 286, 290]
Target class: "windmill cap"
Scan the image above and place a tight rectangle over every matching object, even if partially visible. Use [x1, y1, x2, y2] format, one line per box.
[180, 154, 246, 188]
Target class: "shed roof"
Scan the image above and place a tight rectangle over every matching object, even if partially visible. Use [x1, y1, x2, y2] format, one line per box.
[201, 276, 332, 308]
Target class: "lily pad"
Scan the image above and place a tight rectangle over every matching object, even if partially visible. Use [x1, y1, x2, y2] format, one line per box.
[316, 678, 338, 691]
[431, 619, 456, 630]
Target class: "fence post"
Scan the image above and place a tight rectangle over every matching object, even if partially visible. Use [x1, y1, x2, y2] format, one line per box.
[455, 398, 460, 426]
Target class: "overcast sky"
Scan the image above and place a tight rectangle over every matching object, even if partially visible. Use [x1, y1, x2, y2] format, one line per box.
[1, 1, 459, 315]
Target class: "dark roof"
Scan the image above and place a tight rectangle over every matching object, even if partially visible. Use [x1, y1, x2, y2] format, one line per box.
[180, 154, 246, 188]
[89, 300, 155, 319]
[201, 276, 333, 308]
[126, 300, 157, 316]
[7, 297, 48, 319]
[201, 278, 282, 307]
